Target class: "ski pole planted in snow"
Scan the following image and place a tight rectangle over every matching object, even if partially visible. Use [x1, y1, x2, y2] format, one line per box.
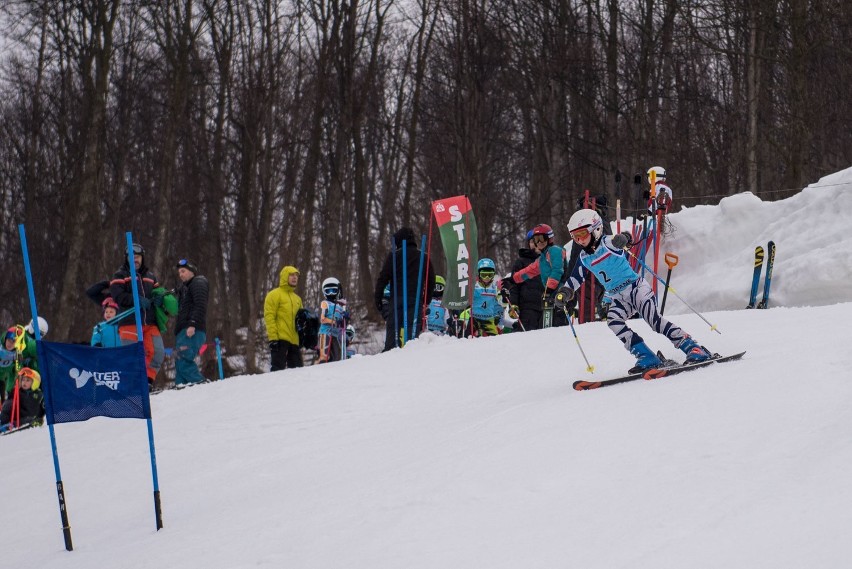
[564, 307, 595, 373]
[555, 288, 594, 373]
[659, 252, 679, 316]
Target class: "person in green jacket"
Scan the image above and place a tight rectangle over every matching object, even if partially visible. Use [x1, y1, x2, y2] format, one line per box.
[264, 266, 304, 371]
[1, 326, 38, 402]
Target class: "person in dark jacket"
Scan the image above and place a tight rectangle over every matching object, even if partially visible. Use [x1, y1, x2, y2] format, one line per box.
[374, 227, 435, 352]
[0, 367, 44, 429]
[505, 229, 545, 331]
[110, 243, 164, 386]
[174, 259, 209, 385]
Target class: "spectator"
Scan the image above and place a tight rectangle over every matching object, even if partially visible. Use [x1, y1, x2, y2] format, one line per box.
[470, 258, 505, 337]
[505, 224, 566, 328]
[373, 227, 435, 351]
[1, 326, 38, 403]
[264, 266, 304, 371]
[174, 259, 210, 385]
[110, 242, 165, 388]
[317, 277, 348, 363]
[91, 298, 123, 348]
[425, 276, 450, 335]
[506, 229, 545, 331]
[0, 367, 44, 429]
[647, 166, 673, 214]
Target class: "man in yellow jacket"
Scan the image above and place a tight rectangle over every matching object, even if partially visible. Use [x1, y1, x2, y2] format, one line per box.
[264, 266, 304, 371]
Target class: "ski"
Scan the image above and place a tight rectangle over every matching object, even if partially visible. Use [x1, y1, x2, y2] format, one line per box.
[0, 420, 41, 436]
[756, 241, 775, 309]
[746, 246, 764, 309]
[572, 351, 746, 391]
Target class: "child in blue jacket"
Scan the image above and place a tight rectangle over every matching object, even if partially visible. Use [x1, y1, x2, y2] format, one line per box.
[317, 277, 349, 363]
[425, 276, 450, 334]
[471, 259, 505, 337]
[91, 298, 123, 348]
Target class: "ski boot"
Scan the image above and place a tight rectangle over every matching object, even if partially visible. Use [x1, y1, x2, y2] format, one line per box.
[679, 336, 713, 363]
[628, 342, 663, 374]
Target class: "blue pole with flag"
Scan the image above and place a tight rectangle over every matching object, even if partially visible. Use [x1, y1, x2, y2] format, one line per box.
[18, 224, 74, 551]
[411, 235, 427, 341]
[402, 241, 408, 346]
[125, 232, 164, 530]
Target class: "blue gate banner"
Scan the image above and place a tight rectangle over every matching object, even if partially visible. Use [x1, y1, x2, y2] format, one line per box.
[37, 341, 151, 424]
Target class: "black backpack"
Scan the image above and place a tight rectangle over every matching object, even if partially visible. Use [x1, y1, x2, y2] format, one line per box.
[295, 308, 320, 349]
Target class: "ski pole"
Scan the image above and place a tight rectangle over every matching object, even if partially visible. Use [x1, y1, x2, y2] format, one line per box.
[627, 250, 722, 334]
[562, 306, 595, 373]
[402, 241, 408, 345]
[659, 252, 679, 316]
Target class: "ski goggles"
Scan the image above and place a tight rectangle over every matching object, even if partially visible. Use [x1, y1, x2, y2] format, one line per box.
[570, 226, 591, 241]
[18, 367, 39, 381]
[323, 286, 339, 295]
[478, 269, 496, 281]
[532, 235, 548, 245]
[434, 282, 445, 293]
[5, 330, 16, 342]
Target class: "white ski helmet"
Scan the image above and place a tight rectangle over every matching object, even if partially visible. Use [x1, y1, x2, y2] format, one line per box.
[321, 277, 341, 299]
[567, 209, 604, 242]
[25, 316, 48, 338]
[647, 166, 667, 180]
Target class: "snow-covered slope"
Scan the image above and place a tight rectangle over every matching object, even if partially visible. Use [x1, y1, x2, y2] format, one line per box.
[3, 168, 852, 569]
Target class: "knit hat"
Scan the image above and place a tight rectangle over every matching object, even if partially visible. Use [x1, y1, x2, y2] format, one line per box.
[102, 297, 119, 312]
[393, 227, 417, 247]
[176, 258, 199, 274]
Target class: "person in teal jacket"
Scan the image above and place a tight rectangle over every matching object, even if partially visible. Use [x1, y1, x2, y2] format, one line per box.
[506, 223, 565, 302]
[91, 298, 123, 348]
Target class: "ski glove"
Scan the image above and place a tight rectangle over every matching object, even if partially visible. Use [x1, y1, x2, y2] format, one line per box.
[554, 286, 575, 308]
[611, 231, 633, 250]
[151, 295, 164, 308]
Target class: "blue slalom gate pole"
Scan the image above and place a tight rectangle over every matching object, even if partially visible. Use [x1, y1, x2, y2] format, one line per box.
[19, 224, 74, 551]
[125, 232, 164, 530]
[402, 240, 409, 346]
[411, 235, 427, 340]
[215, 338, 224, 380]
[391, 235, 399, 348]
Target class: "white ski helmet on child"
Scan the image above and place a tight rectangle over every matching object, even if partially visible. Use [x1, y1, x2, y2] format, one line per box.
[25, 316, 48, 338]
[647, 166, 666, 180]
[567, 209, 604, 241]
[321, 277, 341, 299]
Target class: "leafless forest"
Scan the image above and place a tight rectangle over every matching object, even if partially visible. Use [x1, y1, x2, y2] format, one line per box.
[0, 0, 849, 369]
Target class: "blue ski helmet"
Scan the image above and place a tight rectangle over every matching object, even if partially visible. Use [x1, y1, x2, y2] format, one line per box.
[477, 258, 496, 272]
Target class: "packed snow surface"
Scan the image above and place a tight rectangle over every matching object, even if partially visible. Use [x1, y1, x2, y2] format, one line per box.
[3, 167, 852, 568]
